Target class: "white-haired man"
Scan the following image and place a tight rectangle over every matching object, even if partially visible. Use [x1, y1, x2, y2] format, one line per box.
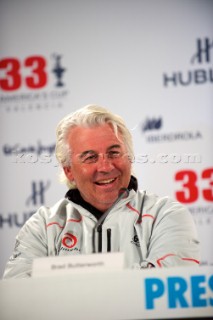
[3, 105, 200, 278]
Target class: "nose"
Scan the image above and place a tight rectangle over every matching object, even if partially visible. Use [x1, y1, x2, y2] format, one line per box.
[96, 153, 115, 172]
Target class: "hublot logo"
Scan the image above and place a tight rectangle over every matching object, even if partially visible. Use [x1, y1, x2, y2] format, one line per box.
[26, 181, 50, 206]
[0, 180, 50, 229]
[163, 37, 213, 87]
[191, 38, 213, 64]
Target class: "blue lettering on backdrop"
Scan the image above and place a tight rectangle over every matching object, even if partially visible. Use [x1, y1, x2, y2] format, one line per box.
[0, 212, 34, 228]
[145, 278, 165, 309]
[191, 275, 207, 307]
[209, 275, 213, 306]
[3, 141, 55, 156]
[168, 277, 188, 308]
[145, 275, 213, 309]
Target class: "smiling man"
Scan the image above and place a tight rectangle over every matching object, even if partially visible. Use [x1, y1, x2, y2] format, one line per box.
[63, 123, 132, 212]
[3, 104, 200, 278]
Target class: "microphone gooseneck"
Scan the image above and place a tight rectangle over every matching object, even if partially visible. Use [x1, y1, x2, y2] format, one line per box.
[137, 190, 146, 224]
[92, 188, 130, 253]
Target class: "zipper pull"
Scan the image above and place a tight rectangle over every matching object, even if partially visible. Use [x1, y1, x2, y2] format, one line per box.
[107, 228, 111, 252]
[97, 225, 102, 252]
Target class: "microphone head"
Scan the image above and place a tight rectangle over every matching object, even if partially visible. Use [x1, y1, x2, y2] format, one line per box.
[118, 187, 130, 199]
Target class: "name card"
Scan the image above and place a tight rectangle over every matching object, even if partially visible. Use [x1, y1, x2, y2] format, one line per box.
[32, 252, 124, 277]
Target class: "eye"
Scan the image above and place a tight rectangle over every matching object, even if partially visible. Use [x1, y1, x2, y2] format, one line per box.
[82, 154, 98, 164]
[108, 150, 122, 158]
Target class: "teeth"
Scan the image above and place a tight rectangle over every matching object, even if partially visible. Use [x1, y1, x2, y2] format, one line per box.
[97, 178, 115, 185]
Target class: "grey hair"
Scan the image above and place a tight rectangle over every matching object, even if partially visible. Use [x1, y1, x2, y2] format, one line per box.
[55, 104, 134, 189]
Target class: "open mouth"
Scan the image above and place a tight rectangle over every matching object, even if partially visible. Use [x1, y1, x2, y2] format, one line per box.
[95, 178, 116, 186]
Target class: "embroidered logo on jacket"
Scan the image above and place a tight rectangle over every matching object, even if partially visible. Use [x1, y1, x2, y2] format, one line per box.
[131, 234, 140, 247]
[61, 232, 77, 249]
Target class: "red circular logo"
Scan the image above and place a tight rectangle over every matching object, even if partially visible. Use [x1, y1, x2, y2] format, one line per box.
[62, 233, 77, 248]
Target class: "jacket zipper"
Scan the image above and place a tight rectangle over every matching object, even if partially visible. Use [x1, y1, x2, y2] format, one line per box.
[96, 226, 112, 252]
[97, 225, 102, 252]
[107, 228, 111, 252]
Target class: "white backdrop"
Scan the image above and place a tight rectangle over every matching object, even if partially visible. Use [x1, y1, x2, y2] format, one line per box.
[0, 0, 213, 278]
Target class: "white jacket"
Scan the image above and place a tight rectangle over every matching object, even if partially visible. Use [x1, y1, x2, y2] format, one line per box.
[3, 189, 200, 278]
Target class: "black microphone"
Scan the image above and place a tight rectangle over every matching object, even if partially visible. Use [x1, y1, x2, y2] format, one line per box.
[92, 188, 130, 253]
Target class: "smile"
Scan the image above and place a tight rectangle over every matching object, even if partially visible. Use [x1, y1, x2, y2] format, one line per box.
[95, 178, 116, 185]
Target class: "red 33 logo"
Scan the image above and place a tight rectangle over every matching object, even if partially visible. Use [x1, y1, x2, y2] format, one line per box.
[175, 168, 213, 203]
[0, 56, 47, 91]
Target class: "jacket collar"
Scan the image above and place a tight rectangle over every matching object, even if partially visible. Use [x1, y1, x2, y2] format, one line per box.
[65, 175, 138, 219]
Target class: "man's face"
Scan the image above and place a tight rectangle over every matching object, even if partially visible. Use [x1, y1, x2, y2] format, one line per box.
[64, 123, 132, 212]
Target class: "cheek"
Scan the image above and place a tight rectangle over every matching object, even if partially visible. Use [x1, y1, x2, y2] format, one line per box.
[124, 162, 132, 177]
[119, 157, 132, 170]
[80, 167, 90, 176]
[73, 165, 93, 179]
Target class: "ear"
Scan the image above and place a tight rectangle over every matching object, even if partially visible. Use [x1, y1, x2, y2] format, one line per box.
[63, 166, 74, 182]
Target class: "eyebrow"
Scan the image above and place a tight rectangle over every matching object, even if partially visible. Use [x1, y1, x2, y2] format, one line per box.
[79, 144, 121, 159]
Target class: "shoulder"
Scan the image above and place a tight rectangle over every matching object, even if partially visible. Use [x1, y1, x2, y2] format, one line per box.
[137, 190, 192, 219]
[24, 198, 71, 227]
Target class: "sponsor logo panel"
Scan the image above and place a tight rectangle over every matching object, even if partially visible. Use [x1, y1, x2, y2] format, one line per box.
[141, 117, 202, 144]
[0, 180, 50, 229]
[163, 37, 213, 87]
[0, 53, 69, 112]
